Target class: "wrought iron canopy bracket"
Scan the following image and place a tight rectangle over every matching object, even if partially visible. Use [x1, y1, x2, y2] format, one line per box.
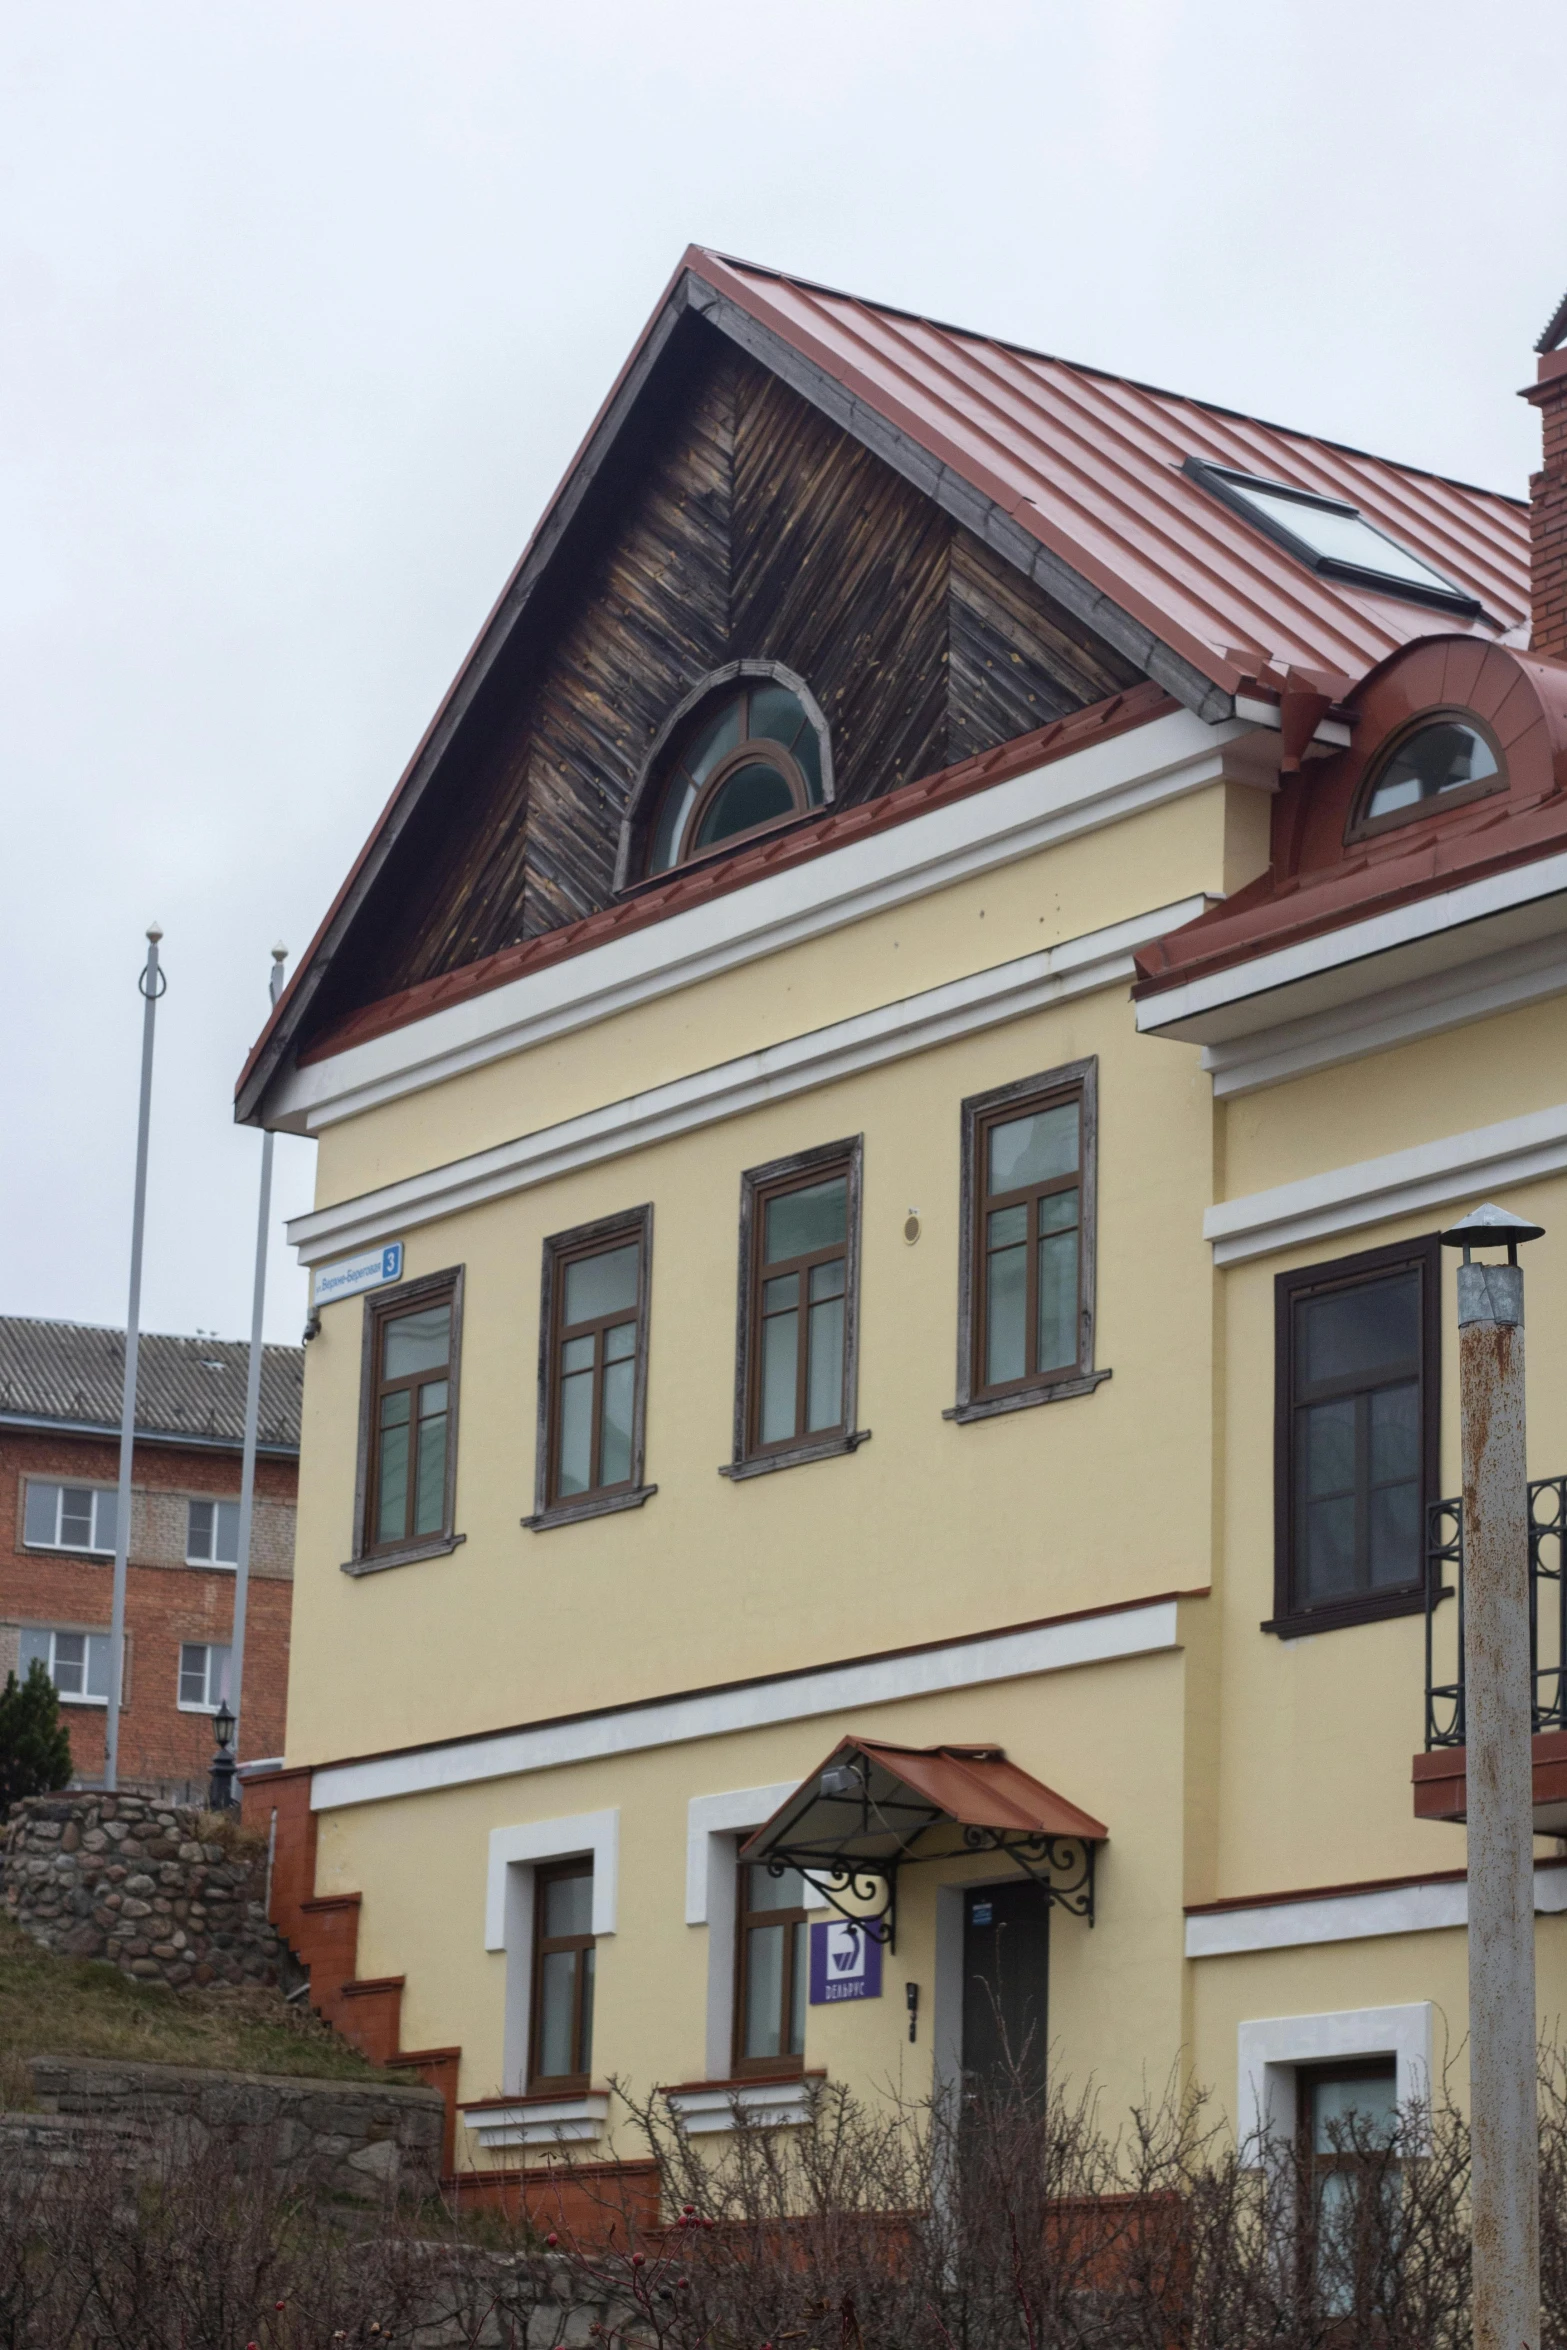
[765, 1853, 899, 1950]
[763, 1827, 1099, 1944]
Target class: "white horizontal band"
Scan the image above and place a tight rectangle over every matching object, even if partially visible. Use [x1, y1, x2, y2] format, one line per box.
[268, 707, 1238, 1137]
[1205, 1098, 1567, 1265]
[310, 1598, 1180, 1812]
[289, 895, 1208, 1267]
[1137, 848, 1567, 1044]
[1188, 1866, 1567, 1957]
[1202, 928, 1567, 1099]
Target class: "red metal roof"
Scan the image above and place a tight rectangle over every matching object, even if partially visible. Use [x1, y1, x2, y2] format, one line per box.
[741, 1738, 1108, 1864]
[238, 248, 1534, 1121]
[697, 251, 1528, 693]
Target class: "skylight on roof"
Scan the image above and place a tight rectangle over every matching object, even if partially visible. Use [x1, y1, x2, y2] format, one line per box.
[1183, 459, 1482, 617]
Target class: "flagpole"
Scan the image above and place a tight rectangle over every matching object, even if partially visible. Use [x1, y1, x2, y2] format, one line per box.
[105, 925, 165, 1794]
[228, 944, 287, 1772]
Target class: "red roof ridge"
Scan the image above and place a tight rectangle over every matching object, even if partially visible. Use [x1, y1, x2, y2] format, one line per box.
[297, 683, 1174, 1071]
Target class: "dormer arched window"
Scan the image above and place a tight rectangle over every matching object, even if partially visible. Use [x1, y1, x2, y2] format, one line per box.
[622, 664, 833, 884]
[1350, 711, 1506, 840]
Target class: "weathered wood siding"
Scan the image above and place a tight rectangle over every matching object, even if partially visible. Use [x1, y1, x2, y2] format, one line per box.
[311, 322, 1143, 1028]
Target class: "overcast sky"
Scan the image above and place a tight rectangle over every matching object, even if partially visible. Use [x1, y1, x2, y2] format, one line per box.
[3, 0, 1563, 1348]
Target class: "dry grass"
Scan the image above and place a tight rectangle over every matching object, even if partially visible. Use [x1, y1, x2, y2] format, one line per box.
[0, 1914, 388, 2092]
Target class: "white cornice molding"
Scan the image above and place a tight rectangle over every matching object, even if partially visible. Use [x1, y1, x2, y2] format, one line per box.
[1189, 1866, 1567, 1958]
[1136, 848, 1567, 1048]
[1205, 1099, 1567, 1266]
[268, 707, 1242, 1136]
[1202, 928, 1567, 1098]
[309, 1598, 1181, 1813]
[288, 895, 1209, 1267]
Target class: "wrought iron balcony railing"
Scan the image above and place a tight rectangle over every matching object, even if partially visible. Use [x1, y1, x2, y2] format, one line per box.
[1424, 1475, 1567, 1751]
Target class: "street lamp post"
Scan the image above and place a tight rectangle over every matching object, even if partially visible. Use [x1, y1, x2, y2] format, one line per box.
[1439, 1202, 1544, 2350]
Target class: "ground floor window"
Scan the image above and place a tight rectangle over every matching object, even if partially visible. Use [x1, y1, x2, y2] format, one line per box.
[1297, 2060, 1400, 2313]
[529, 1861, 595, 2093]
[733, 1862, 808, 2076]
[19, 1625, 116, 1705]
[177, 1642, 232, 1712]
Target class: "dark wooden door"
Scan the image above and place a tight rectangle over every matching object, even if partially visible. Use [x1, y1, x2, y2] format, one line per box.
[961, 1879, 1050, 2093]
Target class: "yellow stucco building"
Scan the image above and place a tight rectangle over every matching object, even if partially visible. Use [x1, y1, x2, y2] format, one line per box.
[237, 250, 1567, 2186]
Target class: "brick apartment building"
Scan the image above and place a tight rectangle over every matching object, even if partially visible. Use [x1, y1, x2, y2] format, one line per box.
[0, 1317, 301, 1799]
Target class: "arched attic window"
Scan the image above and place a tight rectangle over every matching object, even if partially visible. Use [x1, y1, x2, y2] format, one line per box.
[622, 665, 833, 885]
[1348, 711, 1507, 841]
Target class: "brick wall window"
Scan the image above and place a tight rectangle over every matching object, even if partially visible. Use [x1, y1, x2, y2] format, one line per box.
[19, 1625, 120, 1706]
[186, 1498, 240, 1566]
[177, 1642, 232, 1712]
[24, 1481, 118, 1555]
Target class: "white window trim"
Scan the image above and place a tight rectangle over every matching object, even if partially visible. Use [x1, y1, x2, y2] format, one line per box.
[1236, 2003, 1434, 2160]
[175, 1642, 232, 1714]
[18, 1623, 123, 1709]
[485, 1808, 618, 2098]
[184, 1496, 241, 1570]
[23, 1480, 118, 1558]
[686, 1783, 801, 2088]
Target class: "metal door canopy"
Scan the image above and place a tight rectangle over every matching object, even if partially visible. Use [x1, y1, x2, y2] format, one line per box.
[739, 1737, 1108, 1948]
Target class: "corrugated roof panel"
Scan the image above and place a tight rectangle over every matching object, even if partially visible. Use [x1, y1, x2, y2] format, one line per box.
[702, 254, 1530, 685]
[0, 1317, 302, 1452]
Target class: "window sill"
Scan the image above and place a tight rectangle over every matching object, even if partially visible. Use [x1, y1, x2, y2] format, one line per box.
[720, 1431, 870, 1483]
[661, 2076, 823, 2134]
[944, 1369, 1111, 1424]
[459, 2089, 608, 2149]
[56, 1695, 108, 1709]
[1263, 1585, 1435, 1640]
[185, 1560, 238, 1572]
[23, 1544, 115, 1562]
[523, 1484, 657, 1533]
[340, 1532, 466, 1578]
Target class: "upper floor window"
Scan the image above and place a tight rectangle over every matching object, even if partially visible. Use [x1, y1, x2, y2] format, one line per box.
[645, 677, 827, 876]
[725, 1139, 865, 1481]
[20, 1624, 120, 1706]
[1354, 715, 1504, 836]
[348, 1269, 464, 1573]
[951, 1060, 1107, 1424]
[178, 1641, 232, 1712]
[24, 1481, 117, 1556]
[1272, 1237, 1439, 1636]
[527, 1207, 654, 1532]
[187, 1497, 240, 1566]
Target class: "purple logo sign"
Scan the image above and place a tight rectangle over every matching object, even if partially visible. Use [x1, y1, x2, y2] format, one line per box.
[808, 1918, 884, 2004]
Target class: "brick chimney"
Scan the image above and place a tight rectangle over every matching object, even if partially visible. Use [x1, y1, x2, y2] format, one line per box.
[1525, 288, 1567, 661]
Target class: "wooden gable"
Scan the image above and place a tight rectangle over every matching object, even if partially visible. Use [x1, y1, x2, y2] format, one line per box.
[300, 320, 1141, 1045]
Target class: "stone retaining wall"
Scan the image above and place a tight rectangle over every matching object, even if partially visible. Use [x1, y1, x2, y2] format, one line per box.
[22, 2053, 445, 2201]
[1, 1790, 288, 1989]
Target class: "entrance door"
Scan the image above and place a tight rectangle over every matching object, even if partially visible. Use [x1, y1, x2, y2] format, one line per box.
[961, 1878, 1050, 2093]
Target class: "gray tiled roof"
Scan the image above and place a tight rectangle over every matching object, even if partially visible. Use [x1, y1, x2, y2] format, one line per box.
[0, 1317, 302, 1454]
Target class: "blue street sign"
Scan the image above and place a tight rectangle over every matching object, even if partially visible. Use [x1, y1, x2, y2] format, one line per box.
[312, 1241, 404, 1310]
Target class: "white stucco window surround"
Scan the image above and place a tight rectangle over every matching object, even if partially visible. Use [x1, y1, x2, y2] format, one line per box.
[686, 1783, 812, 2093]
[1236, 2003, 1435, 2160]
[485, 1808, 619, 2098]
[461, 2091, 611, 2150]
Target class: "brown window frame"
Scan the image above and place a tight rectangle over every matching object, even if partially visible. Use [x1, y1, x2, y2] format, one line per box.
[732, 1859, 809, 2081]
[1293, 2058, 1401, 2307]
[721, 1137, 867, 1482]
[528, 1859, 596, 2096]
[524, 1206, 655, 1533]
[949, 1059, 1107, 1424]
[345, 1266, 465, 1577]
[1269, 1235, 1441, 1638]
